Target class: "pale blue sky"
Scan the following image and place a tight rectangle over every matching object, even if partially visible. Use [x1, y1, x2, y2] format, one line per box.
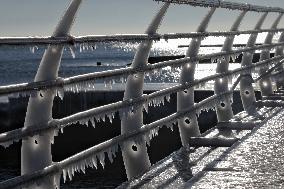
[1, 0, 284, 36]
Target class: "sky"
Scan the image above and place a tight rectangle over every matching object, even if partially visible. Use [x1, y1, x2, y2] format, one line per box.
[1, 0, 284, 37]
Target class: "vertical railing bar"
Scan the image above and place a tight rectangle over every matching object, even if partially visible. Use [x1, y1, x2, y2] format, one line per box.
[240, 12, 268, 116]
[258, 13, 284, 96]
[21, 1, 82, 189]
[177, 7, 216, 146]
[214, 10, 247, 137]
[274, 32, 284, 89]
[121, 2, 170, 180]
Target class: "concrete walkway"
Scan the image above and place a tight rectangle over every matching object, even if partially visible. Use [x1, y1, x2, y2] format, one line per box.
[118, 106, 284, 188]
[188, 107, 284, 188]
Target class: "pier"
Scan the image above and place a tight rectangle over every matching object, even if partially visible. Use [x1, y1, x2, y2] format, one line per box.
[1, 0, 284, 188]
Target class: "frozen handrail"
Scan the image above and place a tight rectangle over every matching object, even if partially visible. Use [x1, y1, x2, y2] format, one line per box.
[1, 55, 283, 146]
[0, 91, 232, 189]
[254, 60, 284, 82]
[154, 0, 284, 13]
[1, 28, 284, 46]
[1, 42, 284, 96]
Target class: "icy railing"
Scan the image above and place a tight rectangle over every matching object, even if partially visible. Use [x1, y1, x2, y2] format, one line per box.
[1, 28, 284, 46]
[1, 0, 284, 188]
[1, 55, 283, 147]
[0, 91, 232, 189]
[155, 0, 284, 13]
[1, 42, 284, 96]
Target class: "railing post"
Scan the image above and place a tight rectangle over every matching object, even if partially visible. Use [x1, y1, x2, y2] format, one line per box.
[121, 3, 170, 180]
[177, 8, 216, 146]
[214, 10, 247, 137]
[240, 13, 268, 115]
[259, 13, 283, 96]
[274, 32, 284, 89]
[21, 1, 82, 188]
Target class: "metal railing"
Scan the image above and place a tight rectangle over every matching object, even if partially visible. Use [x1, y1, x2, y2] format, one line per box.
[1, 0, 284, 188]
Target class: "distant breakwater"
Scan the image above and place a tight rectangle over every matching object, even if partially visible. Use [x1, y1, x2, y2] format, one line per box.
[147, 53, 275, 64]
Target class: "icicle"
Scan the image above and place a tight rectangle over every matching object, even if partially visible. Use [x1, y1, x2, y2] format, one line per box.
[94, 115, 100, 123]
[166, 123, 174, 132]
[143, 103, 149, 113]
[231, 55, 236, 63]
[106, 149, 114, 163]
[80, 161, 86, 174]
[91, 156, 98, 169]
[62, 169, 67, 183]
[149, 127, 159, 140]
[69, 46, 76, 59]
[165, 94, 171, 102]
[89, 118, 96, 128]
[67, 167, 73, 181]
[101, 115, 106, 122]
[78, 119, 89, 127]
[53, 173, 61, 189]
[56, 87, 64, 100]
[107, 113, 113, 123]
[120, 76, 126, 84]
[30, 46, 35, 54]
[160, 96, 165, 106]
[104, 79, 113, 89]
[98, 152, 106, 169]
[0, 141, 14, 148]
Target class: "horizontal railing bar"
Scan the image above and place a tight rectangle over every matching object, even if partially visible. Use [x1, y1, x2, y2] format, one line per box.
[217, 121, 257, 130]
[188, 137, 239, 147]
[154, 0, 284, 13]
[254, 61, 284, 82]
[0, 92, 231, 189]
[1, 42, 284, 96]
[256, 100, 284, 107]
[230, 74, 244, 91]
[1, 56, 283, 145]
[178, 43, 263, 48]
[262, 96, 284, 100]
[269, 68, 284, 80]
[163, 29, 284, 39]
[148, 56, 284, 101]
[0, 28, 284, 46]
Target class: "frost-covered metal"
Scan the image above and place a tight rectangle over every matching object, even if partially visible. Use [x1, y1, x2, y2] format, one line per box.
[1, 54, 283, 148]
[21, 1, 82, 189]
[1, 0, 284, 188]
[178, 7, 215, 146]
[258, 13, 283, 96]
[274, 32, 284, 88]
[214, 10, 246, 136]
[239, 13, 268, 116]
[2, 28, 284, 46]
[121, 2, 170, 180]
[154, 0, 284, 13]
